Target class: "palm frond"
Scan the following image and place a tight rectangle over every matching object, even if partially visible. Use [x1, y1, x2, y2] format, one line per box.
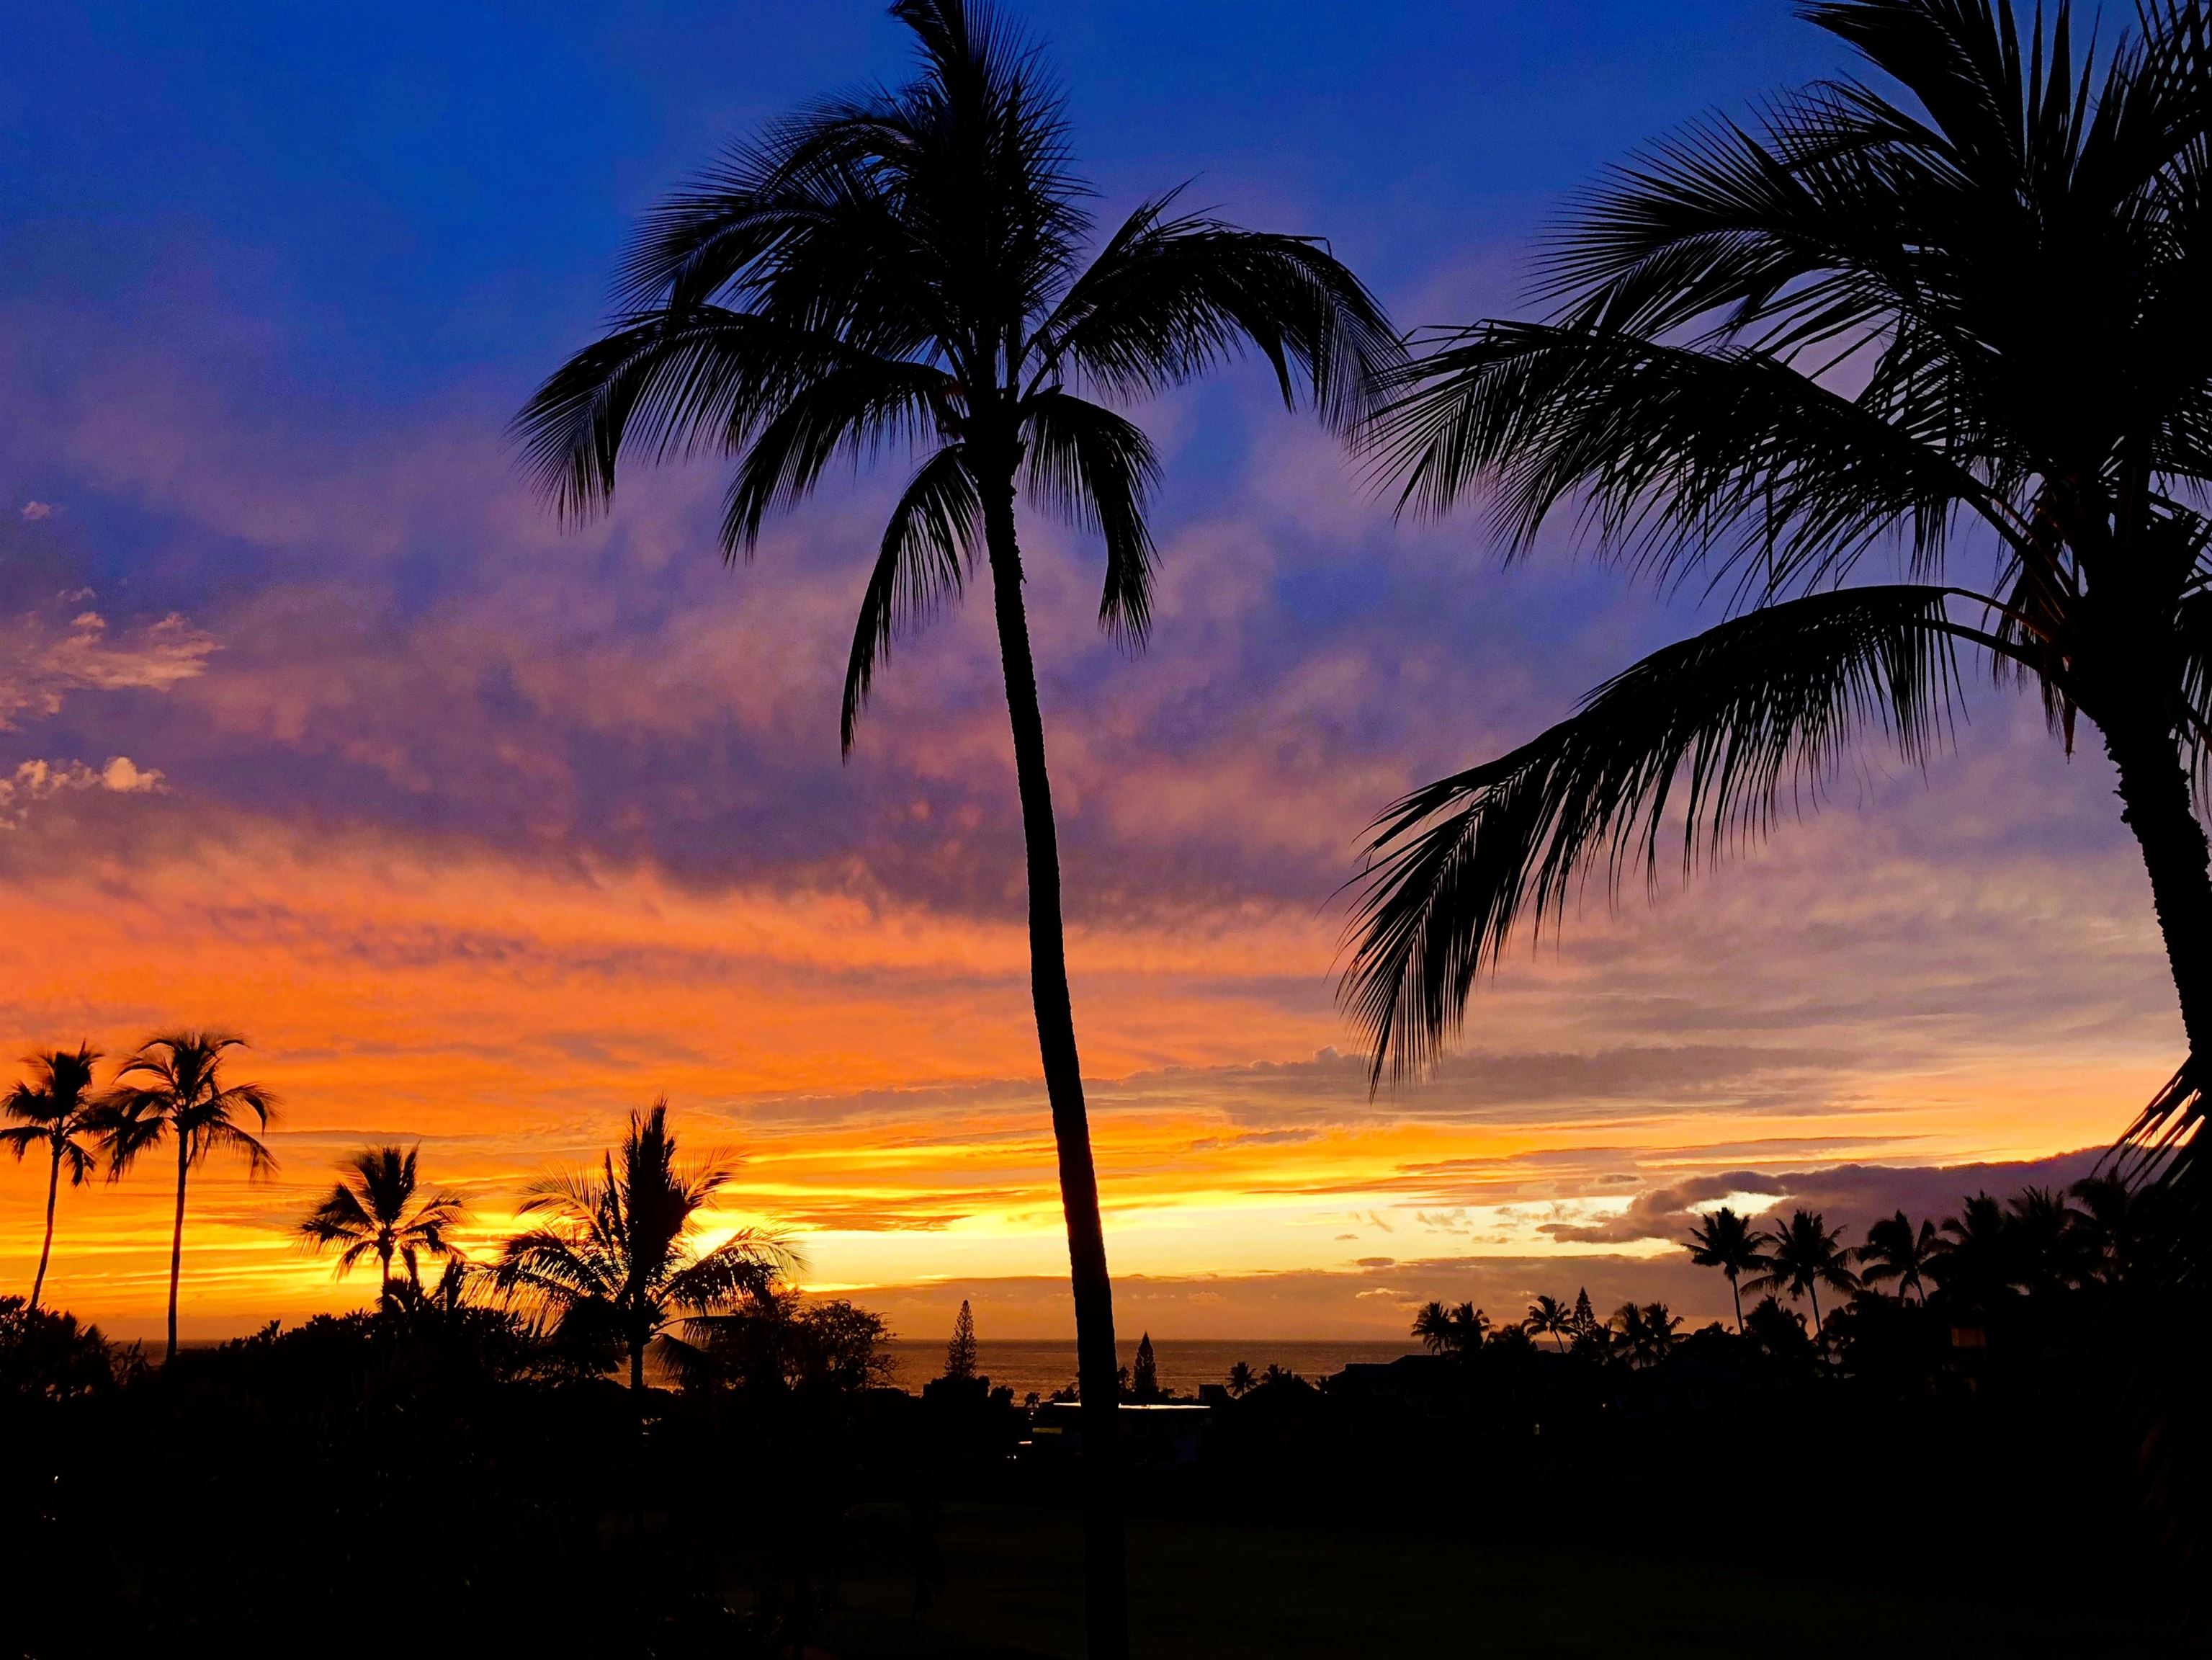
[1021, 388, 1160, 641]
[1038, 190, 1400, 430]
[718, 359, 954, 558]
[1343, 584, 1959, 1084]
[1367, 321, 2018, 597]
[842, 443, 982, 754]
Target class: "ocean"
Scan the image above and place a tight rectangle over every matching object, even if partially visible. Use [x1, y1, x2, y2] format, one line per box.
[879, 1338, 1415, 1400]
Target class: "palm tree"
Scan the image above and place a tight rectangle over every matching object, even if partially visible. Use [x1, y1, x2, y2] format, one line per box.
[1, 1045, 102, 1308]
[296, 1146, 469, 1307]
[1857, 1210, 1939, 1304]
[1224, 1359, 1257, 1398]
[1343, 0, 2212, 1203]
[1747, 1210, 1860, 1340]
[1930, 1190, 2017, 1313]
[96, 1032, 277, 1364]
[1413, 1300, 1488, 1357]
[1685, 1206, 1767, 1331]
[512, 12, 1393, 1648]
[494, 1099, 796, 1393]
[2068, 1174, 2151, 1288]
[1523, 1293, 1574, 1352]
[1638, 1301, 1682, 1365]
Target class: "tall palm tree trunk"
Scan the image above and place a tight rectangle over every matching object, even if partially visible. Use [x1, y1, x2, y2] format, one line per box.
[631, 1341, 647, 1393]
[31, 1148, 61, 1308]
[981, 466, 1129, 1660]
[378, 1241, 393, 1311]
[1807, 1284, 1822, 1341]
[2103, 707, 2212, 1061]
[1729, 1275, 1743, 1336]
[166, 1137, 189, 1365]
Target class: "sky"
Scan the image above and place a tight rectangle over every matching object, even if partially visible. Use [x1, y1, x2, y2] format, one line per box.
[0, 1, 2182, 1344]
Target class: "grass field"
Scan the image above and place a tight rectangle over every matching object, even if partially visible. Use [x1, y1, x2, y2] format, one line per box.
[815, 1503, 2159, 1659]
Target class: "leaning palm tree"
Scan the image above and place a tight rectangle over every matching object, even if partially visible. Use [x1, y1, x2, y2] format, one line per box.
[512, 9, 1392, 1647]
[1857, 1210, 1940, 1303]
[1685, 1206, 1767, 1332]
[96, 1032, 277, 1363]
[494, 1099, 796, 1393]
[1523, 1293, 1574, 1352]
[1, 1045, 102, 1308]
[1747, 1210, 1860, 1339]
[296, 1146, 469, 1308]
[1344, 0, 2212, 1213]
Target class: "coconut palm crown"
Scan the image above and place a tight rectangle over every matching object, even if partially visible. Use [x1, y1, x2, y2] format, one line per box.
[493, 1099, 796, 1392]
[1, 1044, 103, 1309]
[297, 1145, 469, 1306]
[1686, 1205, 1769, 1332]
[1344, 0, 2212, 1213]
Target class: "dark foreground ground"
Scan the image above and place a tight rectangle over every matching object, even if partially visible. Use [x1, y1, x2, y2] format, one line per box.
[812, 1504, 2160, 1659]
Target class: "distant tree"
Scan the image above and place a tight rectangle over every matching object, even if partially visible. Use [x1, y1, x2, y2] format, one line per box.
[1569, 1288, 1598, 1342]
[96, 1032, 277, 1364]
[944, 1298, 980, 1382]
[1743, 1294, 1812, 1362]
[1931, 1192, 2015, 1314]
[514, 8, 1394, 1646]
[494, 1099, 795, 1391]
[1523, 1294, 1573, 1352]
[1, 1044, 102, 1308]
[1443, 1303, 1490, 1357]
[1685, 1207, 1766, 1332]
[680, 1290, 895, 1393]
[1259, 1362, 1304, 1390]
[1224, 1360, 1256, 1398]
[0, 1295, 117, 1400]
[1857, 1210, 1939, 1304]
[1639, 1303, 1682, 1365]
[295, 1145, 468, 1307]
[1412, 1300, 1454, 1353]
[2068, 1175, 2151, 1290]
[1129, 1331, 1159, 1401]
[2007, 1186, 2090, 1295]
[1747, 1210, 1859, 1340]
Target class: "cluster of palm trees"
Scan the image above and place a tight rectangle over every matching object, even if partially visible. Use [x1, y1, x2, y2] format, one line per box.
[5, 1038, 796, 1388]
[1685, 1177, 2151, 1341]
[1412, 1290, 1688, 1368]
[293, 1098, 800, 1396]
[3, 1034, 275, 1362]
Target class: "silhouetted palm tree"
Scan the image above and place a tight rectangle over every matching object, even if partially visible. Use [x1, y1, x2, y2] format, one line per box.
[495, 1099, 796, 1393]
[1413, 1300, 1488, 1357]
[1747, 1210, 1859, 1340]
[2008, 1184, 2092, 1294]
[1685, 1206, 1766, 1331]
[1, 1045, 102, 1309]
[1931, 1190, 2016, 1313]
[1858, 1210, 1939, 1304]
[1224, 1360, 1256, 1398]
[1637, 1301, 1682, 1365]
[297, 1146, 468, 1307]
[97, 1032, 277, 1363]
[1343, 0, 2212, 1204]
[1523, 1293, 1573, 1352]
[513, 12, 1393, 1648]
[2068, 1174, 2151, 1288]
